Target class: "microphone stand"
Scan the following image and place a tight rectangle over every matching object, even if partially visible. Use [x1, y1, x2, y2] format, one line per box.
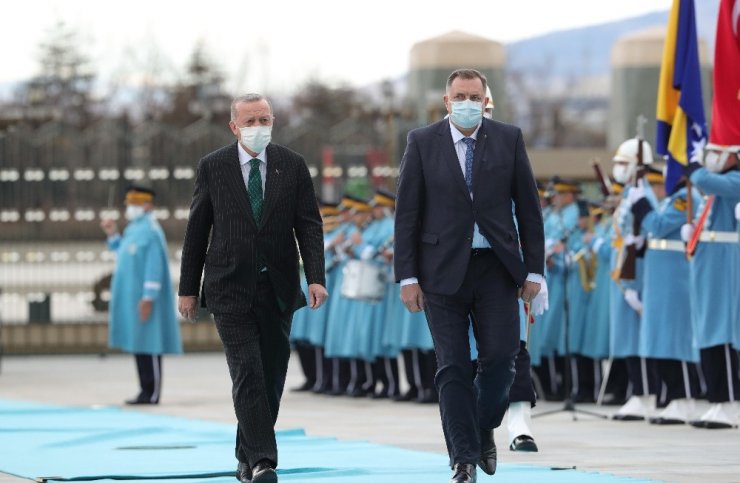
[534, 226, 606, 421]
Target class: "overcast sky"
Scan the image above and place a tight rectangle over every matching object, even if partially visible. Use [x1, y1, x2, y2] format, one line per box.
[0, 0, 676, 96]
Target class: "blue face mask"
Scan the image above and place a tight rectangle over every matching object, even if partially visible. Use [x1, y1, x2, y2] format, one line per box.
[449, 100, 483, 129]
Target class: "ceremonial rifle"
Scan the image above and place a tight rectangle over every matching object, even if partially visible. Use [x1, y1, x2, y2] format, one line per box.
[592, 159, 613, 198]
[618, 115, 647, 281]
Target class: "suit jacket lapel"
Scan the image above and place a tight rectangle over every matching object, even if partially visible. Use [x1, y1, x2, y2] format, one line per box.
[437, 122, 471, 203]
[472, 122, 490, 194]
[224, 142, 258, 229]
[260, 144, 282, 228]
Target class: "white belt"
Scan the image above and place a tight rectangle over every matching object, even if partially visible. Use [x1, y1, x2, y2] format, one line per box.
[699, 231, 740, 243]
[647, 239, 684, 252]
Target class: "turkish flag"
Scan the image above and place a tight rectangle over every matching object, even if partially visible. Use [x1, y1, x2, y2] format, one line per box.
[710, 0, 740, 144]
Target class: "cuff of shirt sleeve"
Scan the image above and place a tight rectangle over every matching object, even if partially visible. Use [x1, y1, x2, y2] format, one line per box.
[526, 273, 545, 285]
[400, 277, 419, 286]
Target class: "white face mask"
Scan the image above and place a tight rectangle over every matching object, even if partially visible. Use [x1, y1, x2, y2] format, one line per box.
[239, 125, 272, 154]
[125, 205, 146, 221]
[612, 163, 632, 184]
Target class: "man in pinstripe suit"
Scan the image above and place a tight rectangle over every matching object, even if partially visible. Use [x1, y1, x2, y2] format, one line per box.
[178, 94, 328, 483]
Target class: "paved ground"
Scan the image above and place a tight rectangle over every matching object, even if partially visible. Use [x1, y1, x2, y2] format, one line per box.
[0, 352, 738, 483]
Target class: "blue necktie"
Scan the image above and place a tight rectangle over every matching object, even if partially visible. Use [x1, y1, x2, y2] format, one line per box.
[462, 137, 475, 193]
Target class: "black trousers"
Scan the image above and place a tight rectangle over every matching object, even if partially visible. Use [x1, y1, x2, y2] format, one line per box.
[508, 341, 537, 406]
[134, 353, 162, 402]
[213, 274, 292, 470]
[655, 359, 701, 402]
[700, 344, 740, 403]
[424, 250, 519, 466]
[625, 356, 660, 396]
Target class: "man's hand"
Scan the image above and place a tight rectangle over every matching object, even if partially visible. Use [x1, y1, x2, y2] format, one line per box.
[529, 280, 549, 316]
[178, 296, 199, 320]
[308, 283, 329, 309]
[400, 283, 424, 313]
[139, 299, 153, 322]
[518, 281, 541, 304]
[100, 219, 118, 236]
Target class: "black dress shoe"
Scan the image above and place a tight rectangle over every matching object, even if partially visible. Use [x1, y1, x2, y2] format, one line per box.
[346, 387, 371, 398]
[509, 435, 538, 452]
[416, 388, 439, 404]
[290, 380, 315, 392]
[450, 463, 476, 483]
[478, 429, 496, 475]
[612, 414, 644, 421]
[251, 460, 277, 483]
[125, 394, 158, 405]
[236, 461, 251, 482]
[392, 388, 418, 402]
[649, 416, 685, 425]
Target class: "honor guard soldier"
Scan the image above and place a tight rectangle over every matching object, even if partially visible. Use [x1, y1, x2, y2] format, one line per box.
[100, 185, 182, 405]
[534, 177, 581, 400]
[323, 195, 374, 395]
[629, 165, 702, 424]
[290, 200, 342, 392]
[609, 138, 661, 421]
[683, 144, 740, 428]
[351, 188, 399, 399]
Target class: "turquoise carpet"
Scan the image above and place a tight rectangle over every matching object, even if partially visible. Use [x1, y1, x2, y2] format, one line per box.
[0, 400, 655, 482]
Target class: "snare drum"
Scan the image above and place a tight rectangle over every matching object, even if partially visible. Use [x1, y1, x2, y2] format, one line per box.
[341, 260, 386, 302]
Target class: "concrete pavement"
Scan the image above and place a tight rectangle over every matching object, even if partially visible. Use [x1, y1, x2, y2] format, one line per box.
[0, 352, 738, 483]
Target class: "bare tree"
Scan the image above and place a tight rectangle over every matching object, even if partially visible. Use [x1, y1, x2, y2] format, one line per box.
[16, 21, 98, 128]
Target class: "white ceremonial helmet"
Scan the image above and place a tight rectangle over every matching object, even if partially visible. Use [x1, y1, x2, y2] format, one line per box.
[611, 138, 654, 184]
[702, 143, 740, 173]
[483, 85, 495, 119]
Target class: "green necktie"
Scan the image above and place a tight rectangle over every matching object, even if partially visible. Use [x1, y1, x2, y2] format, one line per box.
[248, 158, 266, 271]
[248, 158, 263, 224]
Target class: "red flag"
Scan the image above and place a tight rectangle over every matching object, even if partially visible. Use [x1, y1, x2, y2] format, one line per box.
[709, 0, 740, 144]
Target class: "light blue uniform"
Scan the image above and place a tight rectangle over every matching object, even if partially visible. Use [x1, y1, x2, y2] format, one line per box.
[581, 217, 613, 359]
[290, 224, 344, 347]
[538, 202, 579, 357]
[609, 189, 644, 358]
[639, 186, 699, 362]
[565, 225, 591, 356]
[324, 222, 372, 359]
[353, 215, 396, 361]
[107, 213, 182, 355]
[688, 168, 740, 349]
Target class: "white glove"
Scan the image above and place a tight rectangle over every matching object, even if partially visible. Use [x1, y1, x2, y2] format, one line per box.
[623, 233, 645, 250]
[735, 202, 740, 221]
[624, 288, 643, 314]
[680, 223, 694, 242]
[360, 246, 375, 261]
[627, 183, 646, 205]
[530, 279, 549, 316]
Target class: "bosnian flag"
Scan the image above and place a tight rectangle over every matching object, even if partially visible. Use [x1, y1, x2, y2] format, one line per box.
[655, 0, 708, 194]
[709, 0, 740, 145]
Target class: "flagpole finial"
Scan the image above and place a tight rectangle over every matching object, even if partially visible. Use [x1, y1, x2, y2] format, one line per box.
[636, 114, 647, 140]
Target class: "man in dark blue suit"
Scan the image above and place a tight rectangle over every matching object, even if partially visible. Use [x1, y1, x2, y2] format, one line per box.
[394, 69, 544, 483]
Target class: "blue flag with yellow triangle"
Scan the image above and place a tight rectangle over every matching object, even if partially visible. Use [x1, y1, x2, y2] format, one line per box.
[655, 0, 708, 194]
